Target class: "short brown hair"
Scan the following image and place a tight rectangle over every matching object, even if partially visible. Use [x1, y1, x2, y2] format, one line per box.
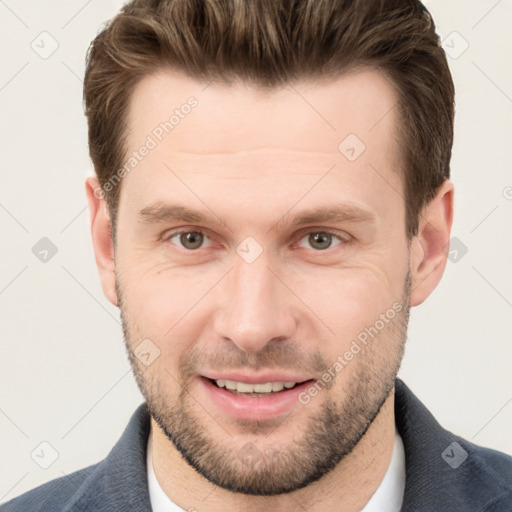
[84, 0, 454, 240]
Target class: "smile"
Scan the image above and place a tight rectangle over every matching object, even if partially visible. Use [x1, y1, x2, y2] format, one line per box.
[213, 379, 300, 395]
[199, 376, 315, 421]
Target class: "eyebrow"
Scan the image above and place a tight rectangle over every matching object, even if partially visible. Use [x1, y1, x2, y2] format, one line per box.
[138, 202, 376, 231]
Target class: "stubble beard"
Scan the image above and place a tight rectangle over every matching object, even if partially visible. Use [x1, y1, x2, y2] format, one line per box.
[118, 271, 411, 496]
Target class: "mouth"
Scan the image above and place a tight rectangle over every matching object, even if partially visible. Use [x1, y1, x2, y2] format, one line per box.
[206, 377, 306, 397]
[198, 376, 315, 421]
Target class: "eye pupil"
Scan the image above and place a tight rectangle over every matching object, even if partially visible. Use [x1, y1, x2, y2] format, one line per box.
[309, 232, 332, 250]
[180, 231, 203, 250]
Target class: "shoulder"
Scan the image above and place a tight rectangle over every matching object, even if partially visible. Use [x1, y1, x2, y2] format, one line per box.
[450, 440, 512, 511]
[0, 464, 98, 512]
[463, 439, 512, 490]
[0, 403, 151, 512]
[395, 379, 512, 510]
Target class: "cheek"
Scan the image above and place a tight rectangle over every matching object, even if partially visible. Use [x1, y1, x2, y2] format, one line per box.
[117, 246, 198, 306]
[118, 257, 222, 348]
[301, 269, 408, 388]
[293, 261, 405, 333]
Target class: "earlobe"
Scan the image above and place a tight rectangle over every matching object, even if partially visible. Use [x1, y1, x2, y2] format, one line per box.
[85, 177, 118, 307]
[410, 179, 454, 307]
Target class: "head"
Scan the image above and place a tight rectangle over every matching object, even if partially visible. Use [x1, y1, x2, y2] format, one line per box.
[85, 0, 454, 496]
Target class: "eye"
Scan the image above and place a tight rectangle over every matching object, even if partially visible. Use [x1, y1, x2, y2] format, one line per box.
[167, 230, 211, 250]
[296, 230, 345, 251]
[164, 228, 347, 252]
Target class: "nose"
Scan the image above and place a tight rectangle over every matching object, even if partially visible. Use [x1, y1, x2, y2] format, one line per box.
[212, 251, 298, 353]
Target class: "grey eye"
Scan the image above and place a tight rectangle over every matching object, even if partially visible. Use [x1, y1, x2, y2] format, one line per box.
[173, 231, 205, 250]
[298, 231, 343, 251]
[308, 232, 333, 250]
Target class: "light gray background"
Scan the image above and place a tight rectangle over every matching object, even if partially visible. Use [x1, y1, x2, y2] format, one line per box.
[1, 0, 511, 503]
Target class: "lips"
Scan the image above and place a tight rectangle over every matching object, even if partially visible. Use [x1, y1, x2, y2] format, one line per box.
[198, 375, 315, 421]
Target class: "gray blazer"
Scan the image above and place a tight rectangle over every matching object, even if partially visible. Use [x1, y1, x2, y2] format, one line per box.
[2, 379, 511, 511]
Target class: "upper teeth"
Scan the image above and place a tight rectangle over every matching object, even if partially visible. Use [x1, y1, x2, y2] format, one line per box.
[215, 379, 298, 393]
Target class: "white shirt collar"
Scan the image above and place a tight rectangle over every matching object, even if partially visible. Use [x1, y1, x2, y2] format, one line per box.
[147, 426, 405, 511]
[147, 427, 185, 512]
[361, 428, 406, 511]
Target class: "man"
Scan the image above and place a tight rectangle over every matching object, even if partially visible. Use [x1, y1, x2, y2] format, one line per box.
[2, 0, 511, 510]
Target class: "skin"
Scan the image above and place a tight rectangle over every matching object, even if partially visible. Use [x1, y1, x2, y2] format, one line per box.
[86, 68, 453, 511]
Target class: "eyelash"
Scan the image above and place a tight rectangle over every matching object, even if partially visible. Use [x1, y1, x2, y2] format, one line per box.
[163, 228, 349, 252]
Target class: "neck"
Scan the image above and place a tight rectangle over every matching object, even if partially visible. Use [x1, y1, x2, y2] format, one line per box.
[150, 386, 396, 512]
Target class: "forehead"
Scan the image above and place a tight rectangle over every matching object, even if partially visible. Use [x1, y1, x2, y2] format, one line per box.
[125, 67, 399, 157]
[119, 68, 403, 232]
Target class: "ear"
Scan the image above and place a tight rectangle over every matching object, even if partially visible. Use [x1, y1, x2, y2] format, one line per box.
[410, 179, 454, 307]
[85, 177, 118, 307]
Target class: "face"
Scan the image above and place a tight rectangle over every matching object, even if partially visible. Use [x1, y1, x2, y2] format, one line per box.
[111, 69, 414, 495]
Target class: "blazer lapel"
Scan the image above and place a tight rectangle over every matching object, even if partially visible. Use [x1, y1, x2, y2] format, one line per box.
[64, 403, 153, 512]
